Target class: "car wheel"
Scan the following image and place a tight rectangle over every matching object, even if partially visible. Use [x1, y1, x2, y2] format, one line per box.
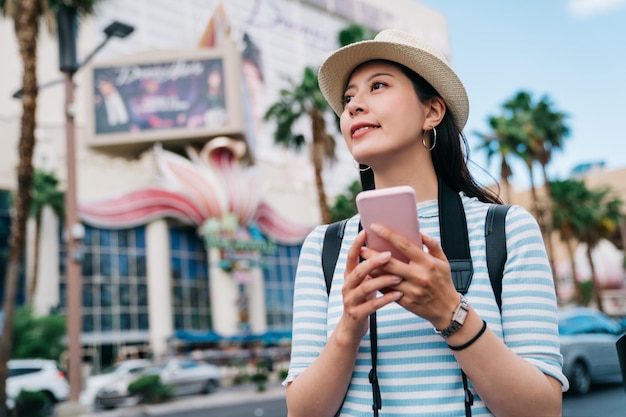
[570, 360, 591, 395]
[202, 379, 218, 394]
[40, 391, 55, 416]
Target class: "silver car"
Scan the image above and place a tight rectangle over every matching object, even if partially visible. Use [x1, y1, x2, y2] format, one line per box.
[95, 358, 220, 409]
[559, 306, 625, 395]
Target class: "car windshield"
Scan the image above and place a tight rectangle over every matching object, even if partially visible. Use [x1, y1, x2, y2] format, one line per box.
[559, 309, 623, 335]
[143, 365, 166, 375]
[100, 363, 124, 374]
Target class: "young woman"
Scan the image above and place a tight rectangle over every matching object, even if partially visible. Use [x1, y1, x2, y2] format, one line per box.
[284, 29, 568, 417]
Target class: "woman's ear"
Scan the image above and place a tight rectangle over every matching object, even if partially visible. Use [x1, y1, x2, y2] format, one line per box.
[423, 97, 446, 129]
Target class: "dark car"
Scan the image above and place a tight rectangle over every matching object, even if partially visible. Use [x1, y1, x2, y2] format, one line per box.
[559, 306, 625, 395]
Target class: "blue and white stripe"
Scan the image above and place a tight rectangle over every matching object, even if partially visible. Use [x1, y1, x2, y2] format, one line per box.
[285, 194, 568, 416]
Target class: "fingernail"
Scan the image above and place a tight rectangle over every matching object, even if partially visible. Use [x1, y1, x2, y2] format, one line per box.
[391, 291, 403, 299]
[370, 223, 383, 233]
[378, 251, 391, 262]
[390, 275, 402, 283]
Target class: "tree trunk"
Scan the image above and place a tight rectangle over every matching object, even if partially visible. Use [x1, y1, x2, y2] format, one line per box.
[586, 244, 604, 313]
[565, 238, 584, 304]
[310, 108, 331, 224]
[499, 157, 512, 205]
[525, 161, 540, 219]
[28, 211, 42, 303]
[0, 1, 41, 416]
[540, 164, 557, 294]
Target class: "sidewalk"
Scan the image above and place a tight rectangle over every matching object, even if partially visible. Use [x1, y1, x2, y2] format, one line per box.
[56, 383, 287, 417]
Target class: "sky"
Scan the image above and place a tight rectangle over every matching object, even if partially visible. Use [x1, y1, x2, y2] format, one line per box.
[414, 0, 626, 190]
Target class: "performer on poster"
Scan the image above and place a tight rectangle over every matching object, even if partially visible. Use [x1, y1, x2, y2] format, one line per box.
[94, 76, 131, 134]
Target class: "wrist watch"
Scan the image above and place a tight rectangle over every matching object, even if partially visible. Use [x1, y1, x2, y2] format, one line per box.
[435, 294, 469, 338]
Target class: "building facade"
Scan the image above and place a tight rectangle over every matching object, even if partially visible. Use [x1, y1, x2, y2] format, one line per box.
[0, 0, 448, 368]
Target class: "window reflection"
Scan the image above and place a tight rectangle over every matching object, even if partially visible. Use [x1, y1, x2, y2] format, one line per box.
[262, 243, 300, 330]
[169, 226, 211, 331]
[65, 225, 149, 337]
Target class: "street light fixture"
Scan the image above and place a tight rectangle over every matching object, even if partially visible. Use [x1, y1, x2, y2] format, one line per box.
[11, 20, 134, 98]
[59, 9, 133, 402]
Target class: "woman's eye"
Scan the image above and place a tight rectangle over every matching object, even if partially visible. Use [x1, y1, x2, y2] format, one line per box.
[371, 82, 385, 91]
[342, 95, 353, 105]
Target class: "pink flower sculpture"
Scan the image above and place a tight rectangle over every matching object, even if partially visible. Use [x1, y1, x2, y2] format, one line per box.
[79, 137, 313, 245]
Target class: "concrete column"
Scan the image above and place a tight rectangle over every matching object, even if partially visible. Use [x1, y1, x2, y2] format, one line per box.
[246, 267, 267, 334]
[32, 206, 61, 315]
[208, 247, 239, 336]
[146, 219, 173, 359]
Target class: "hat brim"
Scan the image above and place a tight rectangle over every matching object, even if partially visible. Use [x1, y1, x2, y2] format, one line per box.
[318, 33, 469, 131]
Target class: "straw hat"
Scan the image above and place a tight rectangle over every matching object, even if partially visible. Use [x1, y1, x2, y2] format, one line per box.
[318, 29, 469, 130]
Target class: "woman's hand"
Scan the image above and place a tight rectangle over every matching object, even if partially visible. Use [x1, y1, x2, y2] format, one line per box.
[360, 223, 460, 329]
[338, 229, 403, 341]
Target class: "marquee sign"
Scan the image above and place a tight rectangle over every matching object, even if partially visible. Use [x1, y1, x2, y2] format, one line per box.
[85, 43, 245, 154]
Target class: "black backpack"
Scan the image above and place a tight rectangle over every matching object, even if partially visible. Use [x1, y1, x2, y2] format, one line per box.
[320, 183, 510, 417]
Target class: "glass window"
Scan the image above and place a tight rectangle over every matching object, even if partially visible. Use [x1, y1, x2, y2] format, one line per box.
[62, 225, 148, 340]
[169, 225, 211, 331]
[262, 243, 301, 330]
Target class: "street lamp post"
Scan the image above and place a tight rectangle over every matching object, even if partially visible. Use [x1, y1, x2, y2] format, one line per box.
[56, 7, 134, 402]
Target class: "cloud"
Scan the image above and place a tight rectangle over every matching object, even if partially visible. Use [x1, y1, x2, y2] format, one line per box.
[568, 0, 626, 17]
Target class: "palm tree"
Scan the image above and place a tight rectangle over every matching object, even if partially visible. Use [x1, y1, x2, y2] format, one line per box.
[264, 66, 337, 224]
[551, 179, 623, 311]
[0, 1, 100, 413]
[330, 179, 361, 222]
[578, 187, 623, 312]
[474, 115, 520, 204]
[524, 94, 569, 288]
[0, 2, 43, 414]
[480, 91, 569, 281]
[264, 24, 374, 225]
[28, 170, 64, 303]
[551, 179, 593, 304]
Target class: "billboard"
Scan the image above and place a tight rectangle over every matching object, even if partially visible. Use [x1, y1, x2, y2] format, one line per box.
[85, 44, 245, 153]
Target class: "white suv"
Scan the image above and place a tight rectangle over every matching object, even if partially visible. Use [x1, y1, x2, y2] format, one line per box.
[6, 359, 69, 413]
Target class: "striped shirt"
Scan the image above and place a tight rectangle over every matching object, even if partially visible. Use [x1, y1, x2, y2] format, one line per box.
[285, 194, 569, 416]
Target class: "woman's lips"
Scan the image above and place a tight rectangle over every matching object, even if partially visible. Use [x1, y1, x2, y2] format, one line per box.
[351, 123, 380, 139]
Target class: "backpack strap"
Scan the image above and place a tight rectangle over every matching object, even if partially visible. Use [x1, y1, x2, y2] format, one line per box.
[322, 219, 349, 295]
[485, 204, 511, 312]
[439, 182, 473, 294]
[320, 197, 510, 417]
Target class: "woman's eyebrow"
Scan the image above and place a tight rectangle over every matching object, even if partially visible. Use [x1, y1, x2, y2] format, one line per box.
[344, 72, 394, 93]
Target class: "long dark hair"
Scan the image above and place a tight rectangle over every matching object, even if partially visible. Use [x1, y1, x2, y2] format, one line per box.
[359, 60, 501, 204]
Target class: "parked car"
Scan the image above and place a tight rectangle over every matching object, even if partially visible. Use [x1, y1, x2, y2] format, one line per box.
[94, 358, 221, 409]
[80, 358, 151, 407]
[6, 358, 69, 413]
[559, 306, 625, 395]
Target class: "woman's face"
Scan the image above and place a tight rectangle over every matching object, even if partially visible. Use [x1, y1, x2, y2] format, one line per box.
[339, 61, 429, 168]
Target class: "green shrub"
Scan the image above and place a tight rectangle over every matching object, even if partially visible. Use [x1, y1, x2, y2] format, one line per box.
[251, 361, 270, 392]
[128, 374, 173, 404]
[13, 390, 48, 417]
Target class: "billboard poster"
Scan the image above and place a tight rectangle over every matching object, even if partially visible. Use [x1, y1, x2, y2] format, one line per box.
[93, 58, 227, 135]
[86, 46, 245, 153]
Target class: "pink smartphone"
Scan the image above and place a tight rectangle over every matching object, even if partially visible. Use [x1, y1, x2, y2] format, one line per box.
[356, 185, 421, 263]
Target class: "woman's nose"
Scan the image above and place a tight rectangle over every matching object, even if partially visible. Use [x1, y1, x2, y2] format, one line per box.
[345, 94, 367, 115]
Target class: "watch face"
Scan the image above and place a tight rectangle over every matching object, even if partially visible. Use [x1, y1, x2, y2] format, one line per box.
[455, 307, 468, 324]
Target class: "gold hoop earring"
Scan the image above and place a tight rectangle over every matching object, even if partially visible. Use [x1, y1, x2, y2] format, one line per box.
[353, 160, 372, 172]
[422, 127, 437, 151]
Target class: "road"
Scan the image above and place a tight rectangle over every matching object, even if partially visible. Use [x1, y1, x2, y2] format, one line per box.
[74, 381, 625, 417]
[563, 382, 625, 417]
[174, 384, 626, 417]
[172, 385, 626, 417]
[155, 397, 287, 417]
